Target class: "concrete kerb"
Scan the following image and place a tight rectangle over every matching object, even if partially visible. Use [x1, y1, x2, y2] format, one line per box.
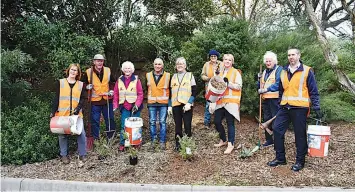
[1, 177, 355, 191]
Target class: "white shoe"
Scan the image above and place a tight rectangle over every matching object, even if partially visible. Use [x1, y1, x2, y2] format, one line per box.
[224, 142, 234, 154]
[214, 140, 227, 147]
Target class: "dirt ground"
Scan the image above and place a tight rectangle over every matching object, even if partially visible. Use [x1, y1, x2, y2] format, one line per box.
[1, 103, 355, 187]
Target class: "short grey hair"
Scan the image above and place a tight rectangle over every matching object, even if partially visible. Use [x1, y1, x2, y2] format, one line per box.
[263, 51, 278, 64]
[175, 57, 186, 65]
[121, 61, 135, 73]
[154, 58, 164, 65]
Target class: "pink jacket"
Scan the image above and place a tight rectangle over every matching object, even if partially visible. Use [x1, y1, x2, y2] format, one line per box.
[113, 75, 144, 111]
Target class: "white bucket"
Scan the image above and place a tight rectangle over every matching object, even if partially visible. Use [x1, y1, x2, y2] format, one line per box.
[50, 115, 83, 135]
[125, 117, 143, 145]
[307, 125, 331, 157]
[205, 76, 227, 103]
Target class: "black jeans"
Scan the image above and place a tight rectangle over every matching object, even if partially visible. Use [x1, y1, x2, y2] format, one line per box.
[214, 108, 236, 145]
[273, 107, 308, 164]
[262, 98, 279, 142]
[173, 104, 193, 146]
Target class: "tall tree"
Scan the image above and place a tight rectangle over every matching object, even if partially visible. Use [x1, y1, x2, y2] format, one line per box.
[303, 0, 355, 94]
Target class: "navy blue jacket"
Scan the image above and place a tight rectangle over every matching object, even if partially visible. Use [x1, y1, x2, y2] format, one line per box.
[278, 63, 320, 110]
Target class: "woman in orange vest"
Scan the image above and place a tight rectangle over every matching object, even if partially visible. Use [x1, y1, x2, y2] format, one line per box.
[113, 61, 144, 152]
[209, 54, 242, 154]
[257, 51, 282, 147]
[168, 57, 197, 151]
[50, 63, 87, 164]
[201, 49, 223, 129]
[146, 58, 170, 150]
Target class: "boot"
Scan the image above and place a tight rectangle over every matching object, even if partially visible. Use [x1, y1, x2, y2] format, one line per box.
[214, 140, 227, 147]
[61, 156, 70, 164]
[224, 142, 234, 154]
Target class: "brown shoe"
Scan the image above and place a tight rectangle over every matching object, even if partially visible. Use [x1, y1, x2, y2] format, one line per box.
[61, 156, 70, 164]
[224, 142, 234, 154]
[79, 156, 87, 162]
[214, 140, 227, 147]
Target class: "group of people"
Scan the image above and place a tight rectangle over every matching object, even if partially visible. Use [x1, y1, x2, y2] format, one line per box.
[51, 47, 322, 172]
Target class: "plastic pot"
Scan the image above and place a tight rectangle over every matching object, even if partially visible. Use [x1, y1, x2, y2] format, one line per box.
[129, 156, 138, 165]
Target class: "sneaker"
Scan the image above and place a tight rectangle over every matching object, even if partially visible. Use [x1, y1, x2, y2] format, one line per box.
[61, 156, 70, 164]
[79, 156, 87, 162]
[119, 145, 125, 152]
[160, 143, 166, 150]
[223, 142, 234, 154]
[204, 124, 210, 129]
[262, 140, 274, 147]
[214, 140, 227, 147]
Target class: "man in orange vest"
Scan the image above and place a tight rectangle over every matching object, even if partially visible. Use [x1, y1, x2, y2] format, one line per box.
[82, 54, 117, 140]
[257, 51, 282, 147]
[201, 49, 223, 129]
[145, 58, 170, 150]
[267, 48, 322, 172]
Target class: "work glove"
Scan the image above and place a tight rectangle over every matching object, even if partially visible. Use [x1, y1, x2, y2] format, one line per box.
[113, 108, 118, 112]
[168, 107, 173, 116]
[183, 103, 192, 112]
[73, 107, 81, 115]
[315, 110, 323, 120]
[209, 103, 216, 114]
[258, 88, 268, 94]
[86, 84, 93, 90]
[255, 72, 262, 81]
[108, 90, 114, 97]
[132, 105, 139, 113]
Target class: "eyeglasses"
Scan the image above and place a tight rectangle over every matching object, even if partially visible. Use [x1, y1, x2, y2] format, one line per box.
[210, 55, 217, 58]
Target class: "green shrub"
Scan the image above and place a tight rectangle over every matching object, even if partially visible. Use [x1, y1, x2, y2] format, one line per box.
[321, 92, 355, 122]
[1, 97, 58, 165]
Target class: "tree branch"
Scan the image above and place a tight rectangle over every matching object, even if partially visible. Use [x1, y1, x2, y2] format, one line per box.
[324, 14, 350, 29]
[327, 0, 354, 20]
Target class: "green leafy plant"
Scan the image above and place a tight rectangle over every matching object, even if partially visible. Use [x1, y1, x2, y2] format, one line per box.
[128, 146, 138, 158]
[94, 135, 117, 159]
[239, 145, 259, 159]
[177, 135, 197, 160]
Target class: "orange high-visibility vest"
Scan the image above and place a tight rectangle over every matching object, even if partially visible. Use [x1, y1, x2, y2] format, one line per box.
[146, 71, 170, 104]
[86, 67, 110, 101]
[203, 61, 223, 90]
[217, 68, 242, 105]
[171, 72, 192, 107]
[260, 66, 281, 99]
[55, 79, 83, 117]
[280, 65, 311, 107]
[118, 75, 138, 104]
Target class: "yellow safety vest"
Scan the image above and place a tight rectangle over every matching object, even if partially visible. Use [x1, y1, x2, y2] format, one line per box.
[86, 67, 110, 101]
[55, 79, 83, 117]
[146, 71, 170, 104]
[217, 68, 242, 105]
[171, 72, 192, 107]
[280, 65, 311, 107]
[260, 66, 280, 99]
[118, 75, 138, 104]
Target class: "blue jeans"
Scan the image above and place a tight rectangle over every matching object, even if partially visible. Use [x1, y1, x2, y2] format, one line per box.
[214, 108, 236, 145]
[148, 106, 168, 143]
[59, 128, 87, 157]
[204, 101, 211, 125]
[91, 102, 116, 139]
[120, 108, 141, 145]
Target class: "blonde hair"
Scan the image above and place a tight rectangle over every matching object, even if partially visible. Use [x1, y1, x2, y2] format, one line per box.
[121, 61, 135, 73]
[65, 63, 81, 80]
[263, 51, 278, 64]
[223, 54, 234, 64]
[154, 58, 164, 65]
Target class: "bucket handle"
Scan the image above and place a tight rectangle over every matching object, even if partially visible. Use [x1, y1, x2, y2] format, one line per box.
[309, 117, 328, 126]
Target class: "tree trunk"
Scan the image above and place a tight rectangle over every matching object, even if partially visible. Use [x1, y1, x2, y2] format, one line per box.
[302, 0, 355, 94]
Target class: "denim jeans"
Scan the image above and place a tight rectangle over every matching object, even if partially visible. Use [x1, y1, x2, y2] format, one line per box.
[91, 102, 116, 139]
[148, 106, 168, 143]
[120, 108, 141, 145]
[214, 107, 236, 145]
[59, 128, 87, 157]
[204, 101, 211, 125]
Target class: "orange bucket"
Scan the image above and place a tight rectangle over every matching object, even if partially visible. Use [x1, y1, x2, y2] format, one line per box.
[307, 125, 331, 157]
[50, 115, 83, 135]
[125, 117, 143, 146]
